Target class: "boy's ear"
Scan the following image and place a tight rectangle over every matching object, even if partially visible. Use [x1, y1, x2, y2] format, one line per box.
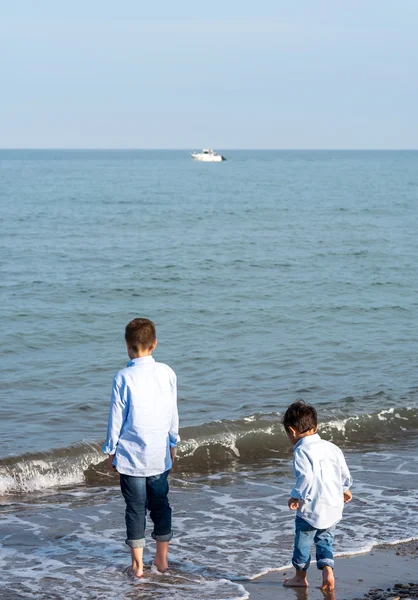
[287, 426, 297, 437]
[152, 339, 158, 351]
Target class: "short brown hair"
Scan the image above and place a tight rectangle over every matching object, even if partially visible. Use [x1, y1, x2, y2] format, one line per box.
[125, 318, 156, 352]
[282, 401, 317, 433]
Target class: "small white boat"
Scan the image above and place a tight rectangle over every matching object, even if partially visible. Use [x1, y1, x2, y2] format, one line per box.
[191, 148, 226, 162]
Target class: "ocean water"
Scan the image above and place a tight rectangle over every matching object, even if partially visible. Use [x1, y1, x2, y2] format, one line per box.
[1, 150, 418, 599]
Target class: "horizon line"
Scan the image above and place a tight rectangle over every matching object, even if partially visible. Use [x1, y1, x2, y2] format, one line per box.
[1, 147, 418, 152]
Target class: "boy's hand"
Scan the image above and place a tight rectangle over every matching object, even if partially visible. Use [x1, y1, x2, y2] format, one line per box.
[107, 454, 116, 471]
[170, 446, 177, 463]
[343, 490, 353, 503]
[288, 497, 300, 510]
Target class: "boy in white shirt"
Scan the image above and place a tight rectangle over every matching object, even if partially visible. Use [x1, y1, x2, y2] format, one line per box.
[282, 401, 353, 590]
[103, 318, 179, 578]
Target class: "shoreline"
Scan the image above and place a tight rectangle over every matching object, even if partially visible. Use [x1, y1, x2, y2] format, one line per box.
[244, 540, 418, 600]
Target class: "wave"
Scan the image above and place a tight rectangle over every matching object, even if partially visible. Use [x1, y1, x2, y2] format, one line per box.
[1, 406, 418, 495]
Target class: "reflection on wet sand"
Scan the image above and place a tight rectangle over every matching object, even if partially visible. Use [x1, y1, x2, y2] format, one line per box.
[283, 586, 336, 600]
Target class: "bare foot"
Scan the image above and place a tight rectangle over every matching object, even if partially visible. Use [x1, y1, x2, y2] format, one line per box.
[127, 548, 144, 578]
[284, 571, 308, 587]
[320, 566, 335, 590]
[125, 565, 144, 579]
[153, 541, 169, 573]
[151, 561, 169, 574]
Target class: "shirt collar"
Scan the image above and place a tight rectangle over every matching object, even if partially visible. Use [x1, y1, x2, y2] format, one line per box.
[127, 356, 155, 367]
[294, 433, 321, 451]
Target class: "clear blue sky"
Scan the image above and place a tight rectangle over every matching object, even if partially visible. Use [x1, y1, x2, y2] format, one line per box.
[1, 1, 417, 149]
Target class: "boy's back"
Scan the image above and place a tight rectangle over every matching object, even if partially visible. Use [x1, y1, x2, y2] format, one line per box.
[104, 356, 178, 477]
[291, 434, 351, 530]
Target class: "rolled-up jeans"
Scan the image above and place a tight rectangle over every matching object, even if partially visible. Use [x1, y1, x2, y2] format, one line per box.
[292, 515, 336, 571]
[120, 470, 173, 549]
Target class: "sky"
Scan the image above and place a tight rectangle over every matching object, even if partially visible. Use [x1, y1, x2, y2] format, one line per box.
[0, 1, 417, 149]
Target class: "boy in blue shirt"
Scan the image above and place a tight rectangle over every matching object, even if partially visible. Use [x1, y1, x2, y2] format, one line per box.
[103, 318, 179, 578]
[282, 401, 352, 590]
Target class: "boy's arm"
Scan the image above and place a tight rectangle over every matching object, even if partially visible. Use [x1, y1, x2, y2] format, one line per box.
[102, 377, 128, 458]
[340, 449, 353, 502]
[340, 450, 353, 492]
[290, 450, 314, 504]
[168, 372, 180, 456]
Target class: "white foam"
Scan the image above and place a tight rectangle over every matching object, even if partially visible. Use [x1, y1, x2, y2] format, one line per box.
[0, 448, 105, 494]
[377, 407, 395, 421]
[2, 444, 418, 599]
[179, 431, 244, 459]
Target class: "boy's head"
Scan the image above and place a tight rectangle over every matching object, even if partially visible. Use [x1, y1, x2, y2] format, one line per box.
[282, 401, 318, 444]
[125, 318, 157, 357]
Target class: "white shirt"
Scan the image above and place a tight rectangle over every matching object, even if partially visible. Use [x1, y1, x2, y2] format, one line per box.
[103, 356, 179, 477]
[291, 433, 353, 529]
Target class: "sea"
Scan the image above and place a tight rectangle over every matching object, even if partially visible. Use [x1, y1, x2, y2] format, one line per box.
[1, 149, 418, 600]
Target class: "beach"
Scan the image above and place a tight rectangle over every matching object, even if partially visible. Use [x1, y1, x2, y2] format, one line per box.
[1, 150, 418, 599]
[246, 541, 418, 600]
[1, 440, 418, 599]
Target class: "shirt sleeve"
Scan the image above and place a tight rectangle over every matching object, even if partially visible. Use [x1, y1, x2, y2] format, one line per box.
[339, 450, 353, 491]
[102, 377, 128, 455]
[168, 371, 180, 448]
[290, 449, 314, 500]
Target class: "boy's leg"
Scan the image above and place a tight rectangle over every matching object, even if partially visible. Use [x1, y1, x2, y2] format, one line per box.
[146, 470, 173, 572]
[314, 525, 336, 590]
[120, 474, 147, 577]
[284, 516, 316, 587]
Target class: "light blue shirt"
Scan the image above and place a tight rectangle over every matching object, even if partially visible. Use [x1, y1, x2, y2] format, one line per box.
[291, 433, 353, 529]
[103, 356, 179, 477]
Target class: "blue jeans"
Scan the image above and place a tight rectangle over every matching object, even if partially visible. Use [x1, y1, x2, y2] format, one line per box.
[120, 470, 172, 549]
[292, 516, 336, 571]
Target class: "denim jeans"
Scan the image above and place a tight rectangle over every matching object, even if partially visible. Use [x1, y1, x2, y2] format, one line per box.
[292, 516, 336, 571]
[120, 470, 172, 549]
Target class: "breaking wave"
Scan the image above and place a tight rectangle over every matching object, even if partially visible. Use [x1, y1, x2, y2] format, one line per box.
[1, 406, 418, 495]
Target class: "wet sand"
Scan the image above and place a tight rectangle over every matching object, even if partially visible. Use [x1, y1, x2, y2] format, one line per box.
[245, 541, 418, 600]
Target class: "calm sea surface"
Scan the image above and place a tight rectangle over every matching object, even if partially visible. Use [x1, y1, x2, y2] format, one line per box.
[1, 150, 418, 599]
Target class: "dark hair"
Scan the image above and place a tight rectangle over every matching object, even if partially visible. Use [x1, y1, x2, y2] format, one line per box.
[282, 401, 318, 433]
[125, 318, 156, 352]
